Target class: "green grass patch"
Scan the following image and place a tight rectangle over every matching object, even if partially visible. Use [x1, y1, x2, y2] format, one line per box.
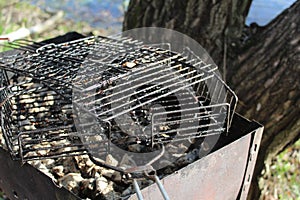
[261, 138, 300, 199]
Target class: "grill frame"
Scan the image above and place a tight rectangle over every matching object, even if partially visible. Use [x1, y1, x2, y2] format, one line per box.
[0, 35, 237, 164]
[0, 113, 263, 200]
[0, 32, 262, 200]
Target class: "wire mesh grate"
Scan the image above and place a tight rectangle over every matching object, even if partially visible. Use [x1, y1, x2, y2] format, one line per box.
[0, 35, 237, 164]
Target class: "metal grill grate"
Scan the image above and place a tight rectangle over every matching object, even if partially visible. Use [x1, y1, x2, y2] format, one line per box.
[0, 36, 237, 162]
[0, 35, 238, 199]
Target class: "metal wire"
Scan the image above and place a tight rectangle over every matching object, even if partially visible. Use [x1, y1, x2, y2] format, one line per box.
[0, 35, 238, 199]
[0, 35, 237, 165]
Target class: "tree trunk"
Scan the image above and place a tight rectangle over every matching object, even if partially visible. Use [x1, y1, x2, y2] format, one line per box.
[123, 0, 300, 199]
[124, 0, 252, 69]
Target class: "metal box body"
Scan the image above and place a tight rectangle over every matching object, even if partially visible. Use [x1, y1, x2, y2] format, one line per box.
[0, 114, 263, 200]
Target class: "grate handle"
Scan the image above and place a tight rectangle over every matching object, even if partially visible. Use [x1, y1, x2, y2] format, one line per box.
[133, 179, 144, 200]
[133, 177, 170, 200]
[154, 175, 170, 200]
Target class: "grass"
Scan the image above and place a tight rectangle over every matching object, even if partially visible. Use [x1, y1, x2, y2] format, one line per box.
[260, 139, 300, 200]
[0, 0, 46, 52]
[0, 0, 109, 52]
[0, 189, 5, 200]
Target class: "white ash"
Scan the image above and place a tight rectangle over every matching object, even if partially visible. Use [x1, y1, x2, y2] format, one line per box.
[29, 106, 49, 113]
[58, 173, 84, 194]
[95, 176, 110, 194]
[44, 94, 55, 106]
[100, 167, 116, 180]
[0, 122, 196, 199]
[105, 154, 118, 167]
[75, 155, 97, 177]
[60, 157, 78, 173]
[23, 154, 124, 199]
[52, 165, 64, 177]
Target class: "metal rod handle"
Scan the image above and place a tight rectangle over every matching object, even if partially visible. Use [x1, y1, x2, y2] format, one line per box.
[133, 179, 144, 200]
[154, 175, 170, 200]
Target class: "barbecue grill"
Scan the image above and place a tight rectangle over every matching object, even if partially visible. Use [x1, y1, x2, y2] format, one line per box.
[0, 31, 262, 200]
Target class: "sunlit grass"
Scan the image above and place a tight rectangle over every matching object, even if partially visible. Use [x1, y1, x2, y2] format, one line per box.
[0, 189, 4, 200]
[0, 0, 44, 52]
[0, 0, 98, 52]
[261, 139, 300, 200]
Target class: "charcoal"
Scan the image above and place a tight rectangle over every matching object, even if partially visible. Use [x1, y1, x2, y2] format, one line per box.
[105, 154, 118, 167]
[52, 165, 65, 177]
[95, 176, 109, 193]
[58, 173, 84, 193]
[60, 157, 78, 173]
[0, 34, 238, 199]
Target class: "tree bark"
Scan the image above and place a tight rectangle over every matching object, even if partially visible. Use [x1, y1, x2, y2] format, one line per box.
[123, 0, 300, 199]
[124, 0, 252, 69]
